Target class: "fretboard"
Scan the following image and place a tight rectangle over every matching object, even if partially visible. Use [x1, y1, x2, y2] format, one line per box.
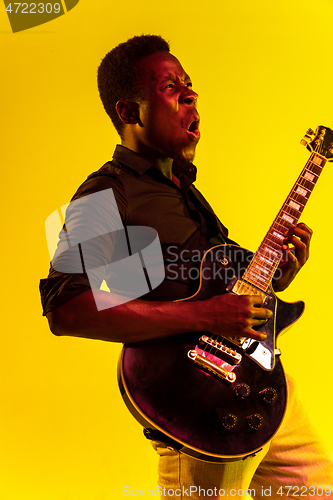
[242, 152, 327, 291]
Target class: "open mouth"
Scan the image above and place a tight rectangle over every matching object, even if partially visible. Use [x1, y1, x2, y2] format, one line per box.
[187, 120, 200, 138]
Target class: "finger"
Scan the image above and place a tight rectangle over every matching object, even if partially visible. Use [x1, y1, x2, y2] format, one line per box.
[282, 246, 298, 266]
[286, 235, 307, 251]
[249, 305, 273, 320]
[284, 235, 308, 265]
[249, 316, 272, 328]
[285, 224, 312, 245]
[283, 223, 312, 264]
[243, 326, 267, 341]
[297, 222, 313, 237]
[248, 295, 266, 307]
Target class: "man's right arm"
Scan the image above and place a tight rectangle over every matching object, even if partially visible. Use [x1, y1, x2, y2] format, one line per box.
[46, 288, 271, 343]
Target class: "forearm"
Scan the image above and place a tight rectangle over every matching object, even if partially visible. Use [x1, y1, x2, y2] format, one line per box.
[46, 288, 271, 343]
[46, 289, 208, 343]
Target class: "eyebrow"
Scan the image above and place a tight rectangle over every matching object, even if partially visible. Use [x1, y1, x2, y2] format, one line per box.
[160, 73, 191, 84]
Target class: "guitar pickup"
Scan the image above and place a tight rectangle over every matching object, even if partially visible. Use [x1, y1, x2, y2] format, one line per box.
[226, 277, 272, 307]
[198, 335, 242, 365]
[188, 350, 236, 383]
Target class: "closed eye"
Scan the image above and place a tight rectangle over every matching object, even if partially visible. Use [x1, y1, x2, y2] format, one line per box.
[163, 82, 192, 90]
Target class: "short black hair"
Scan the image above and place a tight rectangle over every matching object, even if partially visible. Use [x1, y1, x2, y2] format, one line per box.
[97, 34, 170, 136]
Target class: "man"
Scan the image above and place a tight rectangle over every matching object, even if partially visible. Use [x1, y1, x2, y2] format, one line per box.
[40, 35, 332, 498]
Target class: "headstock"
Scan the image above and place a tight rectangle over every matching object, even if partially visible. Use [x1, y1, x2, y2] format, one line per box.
[300, 126, 333, 161]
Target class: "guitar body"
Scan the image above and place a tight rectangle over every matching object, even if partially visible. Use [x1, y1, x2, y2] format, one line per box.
[118, 245, 305, 462]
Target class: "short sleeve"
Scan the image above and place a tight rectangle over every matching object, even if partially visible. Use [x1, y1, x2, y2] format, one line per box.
[39, 171, 128, 315]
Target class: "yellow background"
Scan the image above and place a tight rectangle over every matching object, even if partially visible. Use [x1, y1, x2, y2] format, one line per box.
[1, 0, 333, 498]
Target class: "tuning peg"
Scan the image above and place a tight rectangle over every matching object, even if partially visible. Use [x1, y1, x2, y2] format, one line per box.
[300, 128, 316, 146]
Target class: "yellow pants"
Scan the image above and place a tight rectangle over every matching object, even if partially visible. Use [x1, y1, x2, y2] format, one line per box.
[152, 376, 333, 499]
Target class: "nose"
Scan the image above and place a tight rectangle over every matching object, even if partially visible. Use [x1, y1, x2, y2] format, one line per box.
[179, 86, 198, 105]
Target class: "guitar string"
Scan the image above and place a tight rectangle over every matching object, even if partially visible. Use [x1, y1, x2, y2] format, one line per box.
[199, 137, 324, 365]
[248, 139, 324, 292]
[198, 135, 322, 366]
[243, 161, 313, 290]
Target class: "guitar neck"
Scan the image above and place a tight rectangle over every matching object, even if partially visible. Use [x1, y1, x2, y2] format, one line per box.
[242, 151, 327, 291]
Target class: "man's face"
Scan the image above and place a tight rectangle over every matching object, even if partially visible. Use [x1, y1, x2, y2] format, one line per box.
[136, 51, 200, 162]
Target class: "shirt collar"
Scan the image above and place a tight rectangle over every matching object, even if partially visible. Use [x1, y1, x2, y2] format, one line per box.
[112, 144, 197, 185]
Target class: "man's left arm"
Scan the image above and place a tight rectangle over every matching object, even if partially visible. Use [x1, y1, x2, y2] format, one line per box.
[272, 222, 313, 292]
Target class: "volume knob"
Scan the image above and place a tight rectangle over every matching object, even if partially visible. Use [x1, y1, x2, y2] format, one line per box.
[221, 414, 238, 430]
[234, 383, 251, 399]
[247, 413, 264, 431]
[259, 387, 277, 404]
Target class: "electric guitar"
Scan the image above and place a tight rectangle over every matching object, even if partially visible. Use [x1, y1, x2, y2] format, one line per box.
[118, 126, 333, 462]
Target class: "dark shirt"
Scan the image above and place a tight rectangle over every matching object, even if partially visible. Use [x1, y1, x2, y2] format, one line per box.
[40, 145, 233, 315]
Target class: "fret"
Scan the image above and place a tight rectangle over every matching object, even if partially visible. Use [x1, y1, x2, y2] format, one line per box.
[253, 266, 269, 276]
[257, 254, 276, 266]
[278, 212, 297, 224]
[240, 149, 328, 292]
[285, 202, 305, 216]
[244, 269, 271, 291]
[297, 178, 316, 190]
[303, 171, 316, 183]
[252, 257, 272, 272]
[250, 267, 276, 283]
[307, 163, 323, 175]
[311, 154, 325, 166]
[263, 236, 283, 251]
[285, 206, 303, 219]
[288, 200, 302, 211]
[245, 273, 269, 288]
[244, 277, 270, 291]
[261, 246, 282, 260]
[258, 249, 282, 268]
[304, 160, 323, 175]
[283, 209, 303, 220]
[274, 218, 294, 231]
[272, 231, 284, 241]
[270, 230, 283, 240]
[248, 253, 280, 272]
[244, 251, 280, 286]
[281, 213, 295, 224]
[295, 185, 309, 198]
[277, 211, 292, 222]
[271, 231, 285, 245]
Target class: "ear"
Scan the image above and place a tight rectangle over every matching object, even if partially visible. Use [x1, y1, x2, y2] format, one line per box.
[116, 100, 140, 125]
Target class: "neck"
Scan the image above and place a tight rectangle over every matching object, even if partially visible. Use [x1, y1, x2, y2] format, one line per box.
[121, 136, 173, 180]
